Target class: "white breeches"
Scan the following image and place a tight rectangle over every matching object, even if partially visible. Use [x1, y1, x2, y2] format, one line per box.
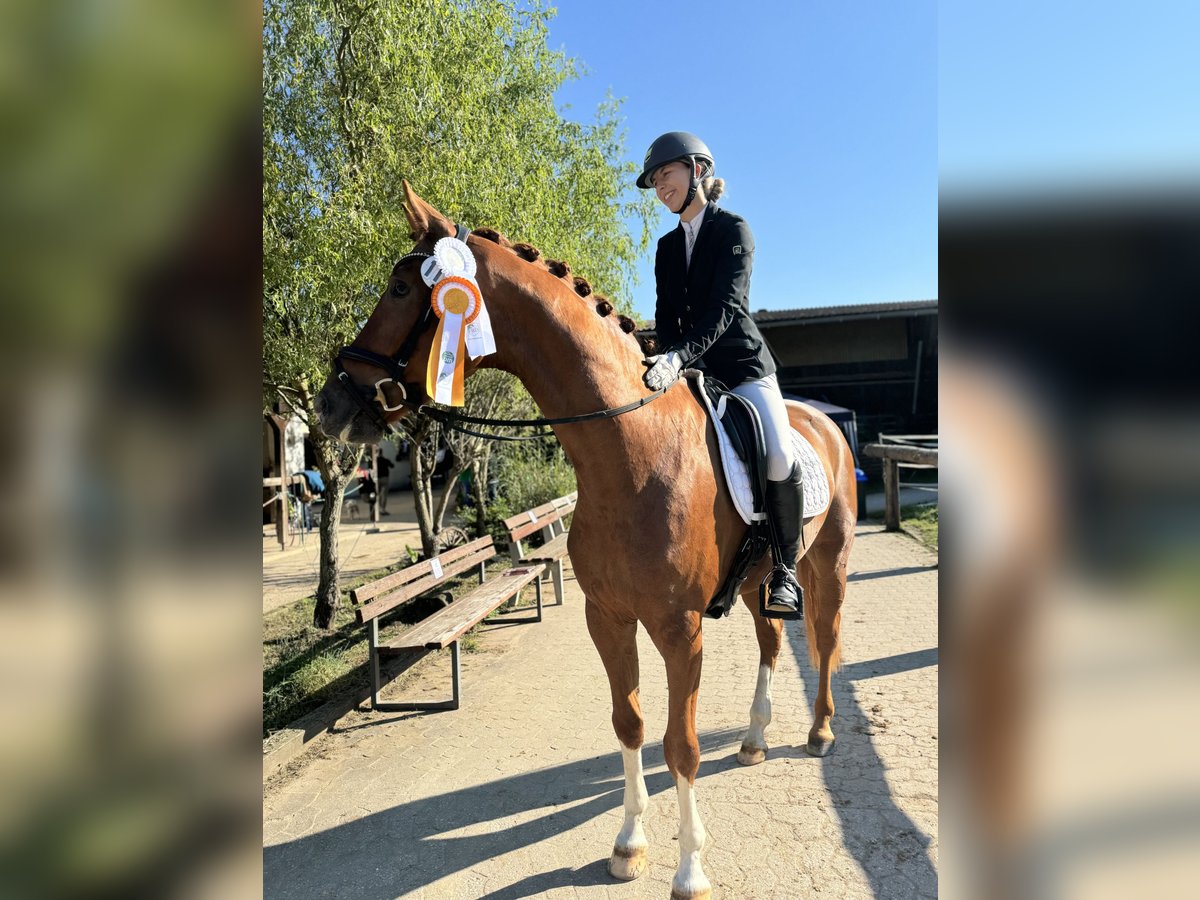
[731, 373, 796, 482]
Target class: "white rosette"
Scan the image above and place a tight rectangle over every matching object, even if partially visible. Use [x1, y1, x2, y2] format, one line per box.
[433, 236, 477, 279]
[419, 256, 444, 287]
[430, 236, 496, 360]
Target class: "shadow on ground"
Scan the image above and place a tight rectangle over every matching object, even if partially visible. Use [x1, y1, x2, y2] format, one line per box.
[266, 557, 937, 899]
[785, 618, 938, 897]
[264, 727, 744, 899]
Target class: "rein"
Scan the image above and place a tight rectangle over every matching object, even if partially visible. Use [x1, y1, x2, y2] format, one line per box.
[333, 221, 669, 443]
[417, 384, 670, 442]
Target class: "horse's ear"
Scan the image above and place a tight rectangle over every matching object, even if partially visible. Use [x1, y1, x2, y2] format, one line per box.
[402, 181, 454, 243]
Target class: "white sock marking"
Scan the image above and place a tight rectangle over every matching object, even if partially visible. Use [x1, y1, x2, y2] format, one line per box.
[616, 744, 648, 853]
[672, 776, 710, 896]
[744, 663, 774, 750]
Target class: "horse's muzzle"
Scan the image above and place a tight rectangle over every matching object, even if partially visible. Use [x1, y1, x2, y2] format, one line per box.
[314, 374, 388, 445]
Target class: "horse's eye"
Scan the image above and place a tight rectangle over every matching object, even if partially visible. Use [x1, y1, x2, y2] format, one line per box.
[391, 281, 409, 297]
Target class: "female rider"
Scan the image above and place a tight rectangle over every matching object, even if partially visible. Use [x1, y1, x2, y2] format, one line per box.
[638, 131, 804, 617]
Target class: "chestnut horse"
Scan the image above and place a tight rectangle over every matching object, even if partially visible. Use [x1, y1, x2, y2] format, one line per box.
[315, 185, 857, 899]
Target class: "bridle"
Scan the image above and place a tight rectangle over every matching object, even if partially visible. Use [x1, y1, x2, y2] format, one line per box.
[332, 221, 670, 442]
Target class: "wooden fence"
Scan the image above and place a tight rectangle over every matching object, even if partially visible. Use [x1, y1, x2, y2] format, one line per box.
[861, 441, 939, 531]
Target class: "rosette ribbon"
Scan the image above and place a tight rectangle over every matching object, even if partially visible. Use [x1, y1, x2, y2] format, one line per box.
[425, 275, 482, 406]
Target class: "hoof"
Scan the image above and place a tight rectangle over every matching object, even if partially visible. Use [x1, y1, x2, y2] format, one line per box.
[670, 886, 712, 900]
[607, 845, 647, 881]
[737, 744, 767, 766]
[805, 735, 836, 757]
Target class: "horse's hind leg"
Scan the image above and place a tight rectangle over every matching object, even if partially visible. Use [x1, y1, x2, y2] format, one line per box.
[801, 533, 852, 757]
[585, 600, 649, 881]
[736, 593, 783, 765]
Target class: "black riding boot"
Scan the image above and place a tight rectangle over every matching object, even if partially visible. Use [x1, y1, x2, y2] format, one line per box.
[763, 460, 804, 617]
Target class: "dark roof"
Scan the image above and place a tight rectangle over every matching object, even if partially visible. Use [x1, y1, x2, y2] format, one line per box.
[640, 298, 937, 332]
[753, 299, 937, 323]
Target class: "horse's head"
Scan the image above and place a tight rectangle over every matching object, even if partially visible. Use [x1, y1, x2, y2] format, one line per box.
[314, 183, 487, 445]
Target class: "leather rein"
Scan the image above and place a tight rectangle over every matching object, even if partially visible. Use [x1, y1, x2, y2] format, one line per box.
[333, 222, 668, 442]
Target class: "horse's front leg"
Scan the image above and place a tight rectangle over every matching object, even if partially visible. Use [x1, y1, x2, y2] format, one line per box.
[585, 600, 649, 880]
[650, 612, 711, 900]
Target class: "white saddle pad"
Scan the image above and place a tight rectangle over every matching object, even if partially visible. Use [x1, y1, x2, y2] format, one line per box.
[688, 371, 832, 527]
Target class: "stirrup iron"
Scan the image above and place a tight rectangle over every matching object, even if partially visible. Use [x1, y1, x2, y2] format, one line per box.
[759, 565, 803, 620]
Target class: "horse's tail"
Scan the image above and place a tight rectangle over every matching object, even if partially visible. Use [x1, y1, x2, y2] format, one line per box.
[787, 400, 855, 675]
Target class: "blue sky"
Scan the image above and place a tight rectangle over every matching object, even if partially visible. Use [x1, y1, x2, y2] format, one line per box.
[939, 0, 1200, 194]
[546, 1, 938, 318]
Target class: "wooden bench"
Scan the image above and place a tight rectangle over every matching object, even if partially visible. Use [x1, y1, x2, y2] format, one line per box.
[350, 535, 545, 711]
[503, 491, 577, 605]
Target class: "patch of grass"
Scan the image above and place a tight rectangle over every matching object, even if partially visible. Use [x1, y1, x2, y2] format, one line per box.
[902, 503, 938, 551]
[290, 651, 353, 697]
[459, 628, 481, 654]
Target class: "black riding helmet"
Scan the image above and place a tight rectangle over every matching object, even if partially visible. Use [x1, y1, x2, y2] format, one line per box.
[636, 131, 714, 215]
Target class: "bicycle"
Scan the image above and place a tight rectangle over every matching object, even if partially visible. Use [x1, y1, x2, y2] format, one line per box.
[285, 491, 310, 547]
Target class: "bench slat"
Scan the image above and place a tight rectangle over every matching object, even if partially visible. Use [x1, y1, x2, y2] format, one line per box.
[352, 536, 494, 604]
[508, 506, 575, 542]
[509, 515, 561, 542]
[501, 500, 558, 531]
[355, 544, 495, 625]
[501, 493, 577, 529]
[518, 531, 570, 563]
[380, 565, 546, 652]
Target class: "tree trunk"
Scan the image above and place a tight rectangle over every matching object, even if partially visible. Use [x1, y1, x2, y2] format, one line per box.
[472, 458, 487, 536]
[298, 380, 361, 629]
[409, 423, 438, 558]
[313, 467, 348, 628]
[433, 460, 468, 535]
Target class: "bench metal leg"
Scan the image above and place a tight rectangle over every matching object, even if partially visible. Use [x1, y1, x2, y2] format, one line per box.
[369, 641, 462, 712]
[552, 560, 565, 606]
[369, 619, 382, 709]
[496, 576, 545, 623]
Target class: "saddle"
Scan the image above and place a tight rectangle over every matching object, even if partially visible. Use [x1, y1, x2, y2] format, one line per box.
[684, 372, 775, 620]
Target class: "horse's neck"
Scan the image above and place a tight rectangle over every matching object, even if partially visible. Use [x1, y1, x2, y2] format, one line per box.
[483, 274, 695, 490]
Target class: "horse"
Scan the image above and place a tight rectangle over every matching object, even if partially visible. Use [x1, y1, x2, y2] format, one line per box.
[315, 183, 857, 899]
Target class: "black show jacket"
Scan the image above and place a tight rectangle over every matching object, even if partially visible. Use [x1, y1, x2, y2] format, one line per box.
[653, 204, 776, 389]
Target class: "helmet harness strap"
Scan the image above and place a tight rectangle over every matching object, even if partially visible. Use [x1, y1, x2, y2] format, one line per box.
[672, 155, 700, 216]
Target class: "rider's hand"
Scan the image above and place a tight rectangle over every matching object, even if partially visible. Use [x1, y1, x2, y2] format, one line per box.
[642, 350, 684, 391]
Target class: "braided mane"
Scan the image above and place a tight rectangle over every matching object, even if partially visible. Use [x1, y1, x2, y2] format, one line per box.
[471, 228, 644, 346]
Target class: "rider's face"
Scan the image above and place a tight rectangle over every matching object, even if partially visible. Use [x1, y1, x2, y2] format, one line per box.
[651, 160, 698, 211]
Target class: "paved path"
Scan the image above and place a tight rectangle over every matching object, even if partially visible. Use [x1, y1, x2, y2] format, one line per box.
[263, 524, 938, 899]
[263, 490, 454, 614]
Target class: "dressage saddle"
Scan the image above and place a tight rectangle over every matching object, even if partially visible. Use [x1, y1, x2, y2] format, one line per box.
[686, 376, 796, 621]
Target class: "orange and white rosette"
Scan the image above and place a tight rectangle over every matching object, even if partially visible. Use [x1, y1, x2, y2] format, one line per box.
[425, 275, 482, 406]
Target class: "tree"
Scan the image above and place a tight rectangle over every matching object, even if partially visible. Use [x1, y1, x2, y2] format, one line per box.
[264, 0, 657, 627]
[440, 370, 540, 540]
